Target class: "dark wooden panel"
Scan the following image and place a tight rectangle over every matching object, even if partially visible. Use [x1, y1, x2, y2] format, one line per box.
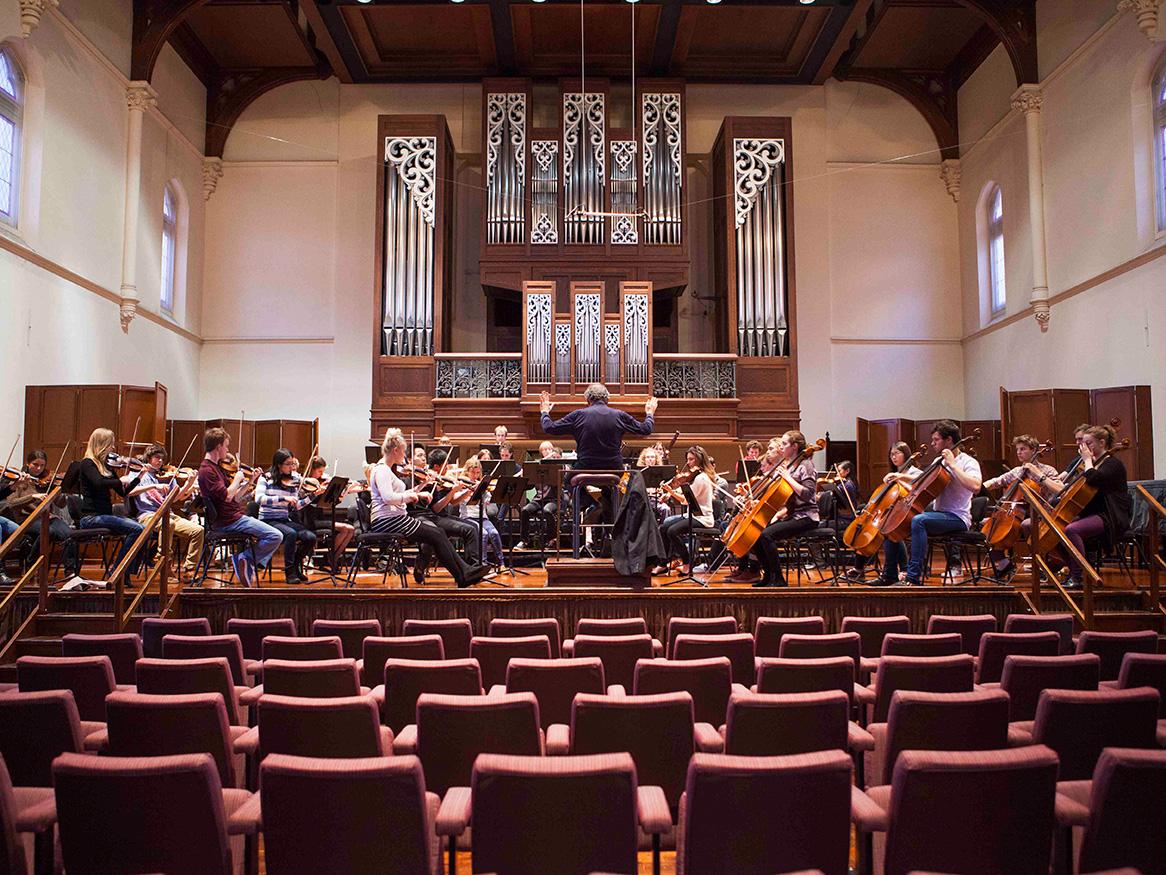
[1092, 385, 1154, 481]
[254, 420, 318, 467]
[120, 388, 159, 451]
[205, 419, 256, 464]
[31, 387, 79, 462]
[1053, 390, 1093, 473]
[961, 418, 1002, 473]
[167, 420, 205, 465]
[858, 417, 915, 496]
[153, 383, 168, 447]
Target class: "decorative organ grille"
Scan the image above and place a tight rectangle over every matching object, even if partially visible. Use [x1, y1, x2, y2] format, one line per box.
[486, 92, 526, 244]
[381, 136, 437, 356]
[733, 138, 788, 357]
[641, 92, 682, 245]
[563, 92, 605, 245]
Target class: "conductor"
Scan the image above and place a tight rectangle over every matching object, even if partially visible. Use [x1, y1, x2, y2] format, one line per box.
[539, 384, 659, 468]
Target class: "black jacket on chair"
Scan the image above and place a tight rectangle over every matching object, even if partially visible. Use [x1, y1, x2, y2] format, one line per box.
[612, 471, 665, 576]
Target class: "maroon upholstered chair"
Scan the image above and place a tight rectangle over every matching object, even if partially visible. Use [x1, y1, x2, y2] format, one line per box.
[61, 633, 142, 685]
[672, 633, 756, 686]
[140, 617, 211, 659]
[250, 658, 364, 699]
[925, 614, 998, 657]
[261, 635, 343, 663]
[1075, 630, 1159, 682]
[376, 658, 484, 734]
[666, 616, 738, 658]
[1004, 612, 1075, 654]
[678, 750, 852, 875]
[360, 635, 445, 686]
[975, 631, 1061, 684]
[866, 654, 975, 724]
[564, 617, 663, 657]
[488, 618, 562, 658]
[0, 754, 57, 875]
[135, 657, 246, 726]
[0, 690, 98, 786]
[52, 751, 259, 875]
[880, 633, 962, 658]
[994, 653, 1100, 722]
[754, 656, 856, 706]
[841, 615, 910, 678]
[310, 618, 383, 659]
[753, 616, 826, 658]
[1109, 652, 1166, 714]
[1054, 748, 1166, 875]
[722, 690, 853, 756]
[402, 618, 474, 660]
[247, 693, 391, 760]
[633, 657, 733, 727]
[260, 753, 440, 875]
[572, 634, 656, 690]
[162, 634, 252, 685]
[779, 632, 862, 679]
[853, 746, 1059, 875]
[17, 655, 123, 722]
[470, 635, 552, 689]
[226, 617, 296, 661]
[504, 657, 605, 728]
[411, 692, 542, 796]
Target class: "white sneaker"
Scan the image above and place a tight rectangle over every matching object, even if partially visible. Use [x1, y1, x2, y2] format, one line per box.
[692, 563, 710, 574]
[515, 541, 528, 550]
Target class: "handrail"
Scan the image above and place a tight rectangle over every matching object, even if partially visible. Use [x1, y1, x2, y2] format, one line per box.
[1136, 484, 1165, 612]
[0, 487, 60, 562]
[0, 487, 60, 615]
[110, 486, 179, 632]
[434, 352, 523, 360]
[1018, 481, 1101, 628]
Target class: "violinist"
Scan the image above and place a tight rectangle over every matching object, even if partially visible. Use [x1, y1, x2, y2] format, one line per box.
[409, 447, 481, 585]
[654, 446, 716, 576]
[255, 449, 317, 584]
[303, 456, 355, 573]
[128, 444, 202, 579]
[846, 442, 922, 583]
[3, 450, 75, 574]
[983, 435, 1060, 579]
[197, 428, 282, 587]
[517, 440, 559, 550]
[751, 431, 819, 587]
[457, 457, 507, 570]
[1044, 423, 1131, 590]
[822, 461, 859, 531]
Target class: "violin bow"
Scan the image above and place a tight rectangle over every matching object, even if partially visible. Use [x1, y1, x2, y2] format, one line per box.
[1, 434, 18, 477]
[125, 417, 141, 466]
[48, 441, 71, 485]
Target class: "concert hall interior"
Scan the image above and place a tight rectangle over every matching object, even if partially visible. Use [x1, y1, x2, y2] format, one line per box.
[1, 1, 1166, 873]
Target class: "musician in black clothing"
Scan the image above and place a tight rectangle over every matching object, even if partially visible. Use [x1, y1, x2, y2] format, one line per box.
[518, 440, 559, 549]
[62, 428, 145, 576]
[410, 447, 480, 583]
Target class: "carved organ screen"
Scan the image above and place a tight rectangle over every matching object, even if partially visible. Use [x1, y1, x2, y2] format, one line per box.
[563, 92, 605, 245]
[733, 137, 788, 357]
[486, 91, 526, 244]
[381, 136, 437, 356]
[641, 92, 683, 246]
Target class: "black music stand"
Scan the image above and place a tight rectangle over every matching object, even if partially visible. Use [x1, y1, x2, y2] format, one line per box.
[490, 475, 533, 576]
[640, 465, 674, 491]
[661, 483, 710, 588]
[479, 443, 503, 459]
[468, 474, 510, 587]
[525, 462, 564, 560]
[310, 475, 349, 587]
[735, 459, 760, 484]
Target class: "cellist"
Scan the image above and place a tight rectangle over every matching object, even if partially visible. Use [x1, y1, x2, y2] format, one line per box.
[725, 437, 781, 583]
[983, 434, 1060, 579]
[845, 442, 923, 584]
[752, 431, 819, 588]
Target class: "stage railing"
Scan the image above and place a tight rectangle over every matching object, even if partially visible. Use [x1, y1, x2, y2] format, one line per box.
[1135, 484, 1165, 618]
[1018, 481, 1101, 628]
[651, 354, 737, 399]
[0, 487, 60, 660]
[435, 353, 522, 399]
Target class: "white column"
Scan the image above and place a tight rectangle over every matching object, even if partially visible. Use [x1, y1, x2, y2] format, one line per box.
[1011, 84, 1050, 332]
[119, 81, 157, 333]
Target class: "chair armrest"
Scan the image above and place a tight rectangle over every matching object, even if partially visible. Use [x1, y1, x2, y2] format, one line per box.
[83, 728, 109, 753]
[850, 786, 888, 832]
[651, 639, 664, 657]
[1007, 724, 1034, 747]
[854, 685, 876, 705]
[562, 639, 574, 657]
[392, 724, 418, 755]
[378, 726, 395, 756]
[731, 683, 750, 697]
[12, 789, 56, 833]
[636, 785, 672, 836]
[238, 685, 264, 706]
[435, 787, 472, 838]
[546, 723, 570, 755]
[233, 726, 260, 756]
[1055, 792, 1091, 828]
[847, 722, 876, 752]
[114, 684, 136, 694]
[227, 793, 263, 835]
[694, 722, 724, 753]
[606, 684, 626, 697]
[369, 684, 385, 708]
[487, 684, 507, 697]
[244, 659, 261, 679]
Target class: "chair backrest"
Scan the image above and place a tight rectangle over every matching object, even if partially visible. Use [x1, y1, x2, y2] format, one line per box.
[840, 616, 911, 659]
[779, 632, 862, 678]
[471, 752, 638, 875]
[488, 618, 562, 659]
[883, 746, 1059, 875]
[881, 689, 1011, 784]
[105, 691, 236, 787]
[360, 635, 445, 687]
[975, 631, 1061, 684]
[570, 691, 695, 808]
[724, 690, 849, 756]
[753, 616, 826, 658]
[310, 619, 383, 659]
[881, 633, 962, 659]
[1075, 630, 1159, 681]
[572, 634, 655, 689]
[754, 656, 856, 705]
[61, 633, 143, 685]
[258, 694, 386, 760]
[576, 617, 648, 638]
[667, 616, 738, 658]
[226, 618, 297, 660]
[382, 658, 484, 733]
[140, 617, 212, 659]
[1031, 687, 1161, 780]
[633, 657, 732, 726]
[262, 635, 344, 662]
[1077, 748, 1166, 875]
[999, 654, 1100, 722]
[1116, 653, 1166, 715]
[672, 633, 756, 686]
[401, 618, 473, 660]
[161, 634, 249, 685]
[1003, 613, 1075, 654]
[925, 614, 998, 657]
[470, 635, 553, 689]
[134, 657, 242, 726]
[0, 756, 27, 875]
[17, 654, 117, 722]
[415, 692, 542, 796]
[260, 753, 435, 875]
[505, 657, 605, 728]
[0, 689, 85, 786]
[871, 655, 975, 723]
[260, 658, 362, 698]
[680, 750, 852, 875]
[53, 751, 233, 875]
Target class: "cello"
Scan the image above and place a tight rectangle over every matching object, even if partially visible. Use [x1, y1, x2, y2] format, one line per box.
[980, 439, 1055, 549]
[1033, 436, 1130, 555]
[879, 429, 982, 541]
[721, 438, 826, 559]
[842, 445, 926, 557]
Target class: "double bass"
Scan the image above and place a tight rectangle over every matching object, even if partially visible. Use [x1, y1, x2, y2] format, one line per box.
[721, 438, 826, 559]
[980, 440, 1054, 549]
[842, 445, 926, 557]
[879, 429, 982, 541]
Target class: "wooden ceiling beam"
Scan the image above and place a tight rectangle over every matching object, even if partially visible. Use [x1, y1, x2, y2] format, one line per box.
[948, 21, 999, 89]
[205, 64, 329, 157]
[650, 0, 683, 75]
[132, 0, 214, 81]
[834, 65, 959, 160]
[488, 0, 517, 74]
[300, 0, 356, 84]
[953, 0, 1037, 85]
[811, 0, 877, 85]
[167, 20, 217, 87]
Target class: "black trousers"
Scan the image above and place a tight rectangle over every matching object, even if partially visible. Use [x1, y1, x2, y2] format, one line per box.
[410, 518, 470, 585]
[25, 518, 76, 572]
[754, 516, 818, 583]
[270, 519, 316, 572]
[418, 513, 480, 564]
[661, 515, 701, 564]
[520, 500, 557, 541]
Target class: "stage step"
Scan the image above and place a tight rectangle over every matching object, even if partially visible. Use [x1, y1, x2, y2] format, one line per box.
[8, 636, 64, 658]
[1089, 611, 1165, 634]
[30, 613, 145, 637]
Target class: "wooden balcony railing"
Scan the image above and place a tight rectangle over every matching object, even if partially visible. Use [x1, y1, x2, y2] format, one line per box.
[0, 487, 60, 661]
[651, 354, 736, 399]
[435, 353, 522, 399]
[110, 485, 180, 632]
[1135, 484, 1165, 618]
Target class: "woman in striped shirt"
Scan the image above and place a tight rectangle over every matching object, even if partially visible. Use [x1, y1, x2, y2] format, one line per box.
[255, 448, 316, 584]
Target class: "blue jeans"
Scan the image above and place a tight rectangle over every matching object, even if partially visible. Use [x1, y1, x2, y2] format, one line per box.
[466, 517, 504, 565]
[81, 514, 145, 573]
[218, 516, 283, 569]
[0, 516, 17, 541]
[906, 511, 967, 582]
[881, 540, 909, 581]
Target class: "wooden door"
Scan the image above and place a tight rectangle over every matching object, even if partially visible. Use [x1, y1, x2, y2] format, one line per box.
[1092, 385, 1154, 480]
[120, 386, 158, 453]
[77, 387, 121, 453]
[153, 383, 168, 446]
[856, 418, 872, 496]
[24, 386, 80, 464]
[167, 420, 205, 466]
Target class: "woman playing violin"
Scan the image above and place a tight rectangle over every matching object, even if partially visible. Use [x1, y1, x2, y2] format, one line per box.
[302, 456, 356, 574]
[751, 431, 819, 587]
[653, 446, 716, 576]
[127, 443, 203, 579]
[983, 435, 1060, 580]
[404, 447, 481, 584]
[255, 448, 317, 584]
[457, 457, 507, 570]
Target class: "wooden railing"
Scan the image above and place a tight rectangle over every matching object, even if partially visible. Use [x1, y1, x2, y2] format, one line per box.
[651, 354, 737, 399]
[0, 487, 61, 661]
[111, 485, 180, 632]
[1135, 484, 1165, 618]
[435, 353, 522, 399]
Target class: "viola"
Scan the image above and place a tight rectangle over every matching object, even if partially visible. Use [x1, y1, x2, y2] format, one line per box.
[980, 440, 1054, 549]
[879, 430, 982, 541]
[842, 446, 926, 556]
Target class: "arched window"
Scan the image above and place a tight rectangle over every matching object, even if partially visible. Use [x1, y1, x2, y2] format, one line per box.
[986, 184, 1006, 316]
[160, 184, 178, 313]
[1155, 61, 1166, 232]
[0, 47, 23, 225]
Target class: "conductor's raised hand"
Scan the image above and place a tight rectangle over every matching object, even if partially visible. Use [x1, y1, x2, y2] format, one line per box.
[644, 397, 659, 416]
[539, 392, 553, 415]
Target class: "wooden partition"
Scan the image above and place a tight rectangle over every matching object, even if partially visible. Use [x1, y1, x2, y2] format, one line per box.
[855, 416, 1004, 496]
[254, 419, 319, 467]
[166, 419, 319, 469]
[24, 383, 167, 463]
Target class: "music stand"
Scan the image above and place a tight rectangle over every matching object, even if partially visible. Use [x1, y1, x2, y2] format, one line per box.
[640, 465, 675, 491]
[490, 475, 533, 576]
[735, 459, 760, 484]
[661, 483, 710, 588]
[479, 443, 503, 459]
[364, 444, 382, 465]
[525, 462, 564, 559]
[468, 475, 510, 587]
[309, 476, 348, 587]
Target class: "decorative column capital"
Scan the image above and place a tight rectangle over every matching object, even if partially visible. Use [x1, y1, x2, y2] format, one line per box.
[19, 0, 58, 38]
[940, 159, 961, 203]
[1010, 84, 1044, 115]
[126, 81, 158, 113]
[1117, 0, 1161, 39]
[1032, 297, 1051, 332]
[119, 285, 139, 333]
[202, 157, 224, 201]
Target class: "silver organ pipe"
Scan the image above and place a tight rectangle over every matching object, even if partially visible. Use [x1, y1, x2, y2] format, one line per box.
[486, 93, 527, 245]
[610, 140, 638, 245]
[733, 138, 788, 358]
[564, 93, 605, 246]
[604, 323, 621, 385]
[622, 292, 649, 385]
[382, 136, 436, 357]
[642, 92, 682, 246]
[525, 291, 553, 385]
[573, 293, 602, 385]
[531, 141, 559, 245]
[555, 322, 571, 386]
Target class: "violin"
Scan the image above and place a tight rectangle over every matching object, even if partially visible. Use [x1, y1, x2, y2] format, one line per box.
[218, 454, 257, 477]
[0, 466, 23, 483]
[105, 453, 146, 473]
[841, 446, 927, 556]
[879, 429, 983, 541]
[660, 466, 700, 504]
[158, 464, 196, 483]
[980, 440, 1055, 549]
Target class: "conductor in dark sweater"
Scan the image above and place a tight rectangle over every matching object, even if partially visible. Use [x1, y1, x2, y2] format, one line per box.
[539, 383, 658, 469]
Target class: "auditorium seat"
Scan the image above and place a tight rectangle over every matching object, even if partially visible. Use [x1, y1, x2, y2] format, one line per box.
[753, 616, 826, 658]
[162, 634, 253, 685]
[1074, 630, 1159, 682]
[925, 613, 998, 657]
[227, 618, 296, 662]
[990, 653, 1100, 722]
[261, 635, 343, 663]
[1106, 653, 1166, 718]
[677, 751, 852, 875]
[0, 690, 101, 787]
[879, 632, 962, 659]
[373, 658, 484, 734]
[310, 619, 383, 660]
[61, 633, 142, 685]
[1004, 612, 1076, 655]
[239, 694, 392, 762]
[571, 633, 655, 690]
[17, 655, 128, 722]
[470, 635, 552, 689]
[666, 616, 738, 658]
[261, 753, 440, 875]
[722, 690, 871, 758]
[487, 618, 562, 658]
[141, 618, 212, 660]
[864, 654, 975, 724]
[672, 633, 756, 686]
[359, 635, 445, 687]
[841, 615, 910, 680]
[0, 754, 57, 875]
[402, 619, 473, 660]
[633, 657, 734, 727]
[975, 631, 1061, 684]
[779, 632, 862, 680]
[242, 658, 365, 702]
[53, 751, 259, 875]
[754, 656, 856, 707]
[563, 617, 662, 658]
[135, 657, 248, 726]
[502, 657, 606, 728]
